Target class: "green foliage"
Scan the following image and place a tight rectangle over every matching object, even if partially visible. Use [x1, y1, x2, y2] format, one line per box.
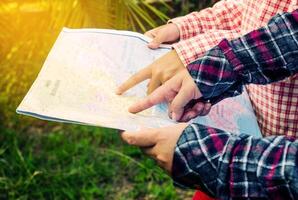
[0, 0, 170, 126]
[170, 0, 217, 16]
[0, 1, 191, 199]
[0, 0, 213, 199]
[0, 124, 193, 199]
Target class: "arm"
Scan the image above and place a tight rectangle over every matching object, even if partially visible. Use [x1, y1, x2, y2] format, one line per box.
[187, 10, 298, 103]
[173, 29, 241, 66]
[124, 11, 298, 120]
[170, 0, 244, 40]
[173, 124, 298, 199]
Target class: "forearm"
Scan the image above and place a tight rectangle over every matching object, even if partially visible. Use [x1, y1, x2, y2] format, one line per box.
[172, 123, 298, 199]
[187, 10, 298, 101]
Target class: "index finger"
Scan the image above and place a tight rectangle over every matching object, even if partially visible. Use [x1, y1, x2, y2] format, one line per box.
[116, 67, 151, 95]
[128, 83, 171, 113]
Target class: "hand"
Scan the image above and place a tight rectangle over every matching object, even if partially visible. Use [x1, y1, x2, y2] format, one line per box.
[145, 23, 180, 49]
[179, 101, 212, 122]
[116, 50, 185, 95]
[121, 123, 188, 173]
[128, 69, 202, 121]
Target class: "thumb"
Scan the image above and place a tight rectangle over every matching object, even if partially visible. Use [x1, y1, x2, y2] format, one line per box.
[171, 80, 199, 121]
[148, 32, 167, 49]
[121, 128, 157, 147]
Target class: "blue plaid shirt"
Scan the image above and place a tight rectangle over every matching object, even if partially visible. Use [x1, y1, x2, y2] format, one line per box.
[172, 10, 298, 199]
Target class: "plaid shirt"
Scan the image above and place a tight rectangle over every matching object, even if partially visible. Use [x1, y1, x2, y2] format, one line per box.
[173, 124, 298, 199]
[170, 0, 298, 137]
[172, 10, 298, 199]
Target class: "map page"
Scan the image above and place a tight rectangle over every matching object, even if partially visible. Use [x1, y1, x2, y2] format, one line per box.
[17, 28, 262, 137]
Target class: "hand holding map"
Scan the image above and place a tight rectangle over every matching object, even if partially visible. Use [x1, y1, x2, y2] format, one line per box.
[116, 50, 185, 95]
[17, 28, 262, 137]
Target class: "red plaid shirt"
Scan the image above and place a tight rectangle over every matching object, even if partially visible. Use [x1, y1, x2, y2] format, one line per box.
[170, 0, 298, 137]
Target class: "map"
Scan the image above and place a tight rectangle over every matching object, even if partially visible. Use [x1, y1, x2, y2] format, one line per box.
[17, 28, 262, 137]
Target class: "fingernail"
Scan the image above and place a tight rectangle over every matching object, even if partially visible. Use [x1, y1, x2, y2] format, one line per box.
[127, 138, 134, 145]
[115, 88, 122, 95]
[172, 113, 178, 121]
[149, 42, 158, 48]
[128, 106, 136, 114]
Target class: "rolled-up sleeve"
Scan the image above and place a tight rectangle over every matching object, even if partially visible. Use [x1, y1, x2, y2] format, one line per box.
[170, 0, 244, 40]
[172, 123, 298, 199]
[169, 0, 244, 66]
[187, 10, 298, 103]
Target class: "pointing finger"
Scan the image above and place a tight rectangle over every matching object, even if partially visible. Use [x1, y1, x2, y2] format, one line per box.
[129, 73, 182, 113]
[116, 66, 151, 95]
[129, 83, 172, 113]
[170, 81, 194, 121]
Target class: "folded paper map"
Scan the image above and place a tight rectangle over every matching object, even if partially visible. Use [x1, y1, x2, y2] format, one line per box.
[17, 28, 262, 137]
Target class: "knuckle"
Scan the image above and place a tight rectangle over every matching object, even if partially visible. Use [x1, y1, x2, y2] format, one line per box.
[125, 135, 135, 145]
[156, 154, 166, 163]
[146, 98, 154, 107]
[196, 104, 204, 112]
[154, 67, 162, 75]
[162, 74, 171, 82]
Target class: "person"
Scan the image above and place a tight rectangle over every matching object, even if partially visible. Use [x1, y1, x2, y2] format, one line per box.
[117, 0, 298, 136]
[119, 9, 298, 199]
[117, 1, 298, 198]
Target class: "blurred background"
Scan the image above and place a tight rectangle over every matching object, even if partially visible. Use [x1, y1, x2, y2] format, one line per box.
[0, 0, 216, 199]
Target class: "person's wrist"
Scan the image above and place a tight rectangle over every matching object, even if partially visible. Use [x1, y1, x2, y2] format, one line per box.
[168, 23, 180, 41]
[168, 17, 186, 40]
[170, 49, 184, 68]
[172, 43, 188, 67]
[186, 44, 238, 100]
[171, 123, 191, 173]
[171, 124, 217, 196]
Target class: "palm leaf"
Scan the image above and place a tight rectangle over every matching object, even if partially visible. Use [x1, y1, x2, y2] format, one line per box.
[0, 0, 169, 125]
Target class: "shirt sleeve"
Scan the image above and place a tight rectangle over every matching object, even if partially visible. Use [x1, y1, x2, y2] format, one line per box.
[169, 0, 244, 40]
[187, 10, 298, 104]
[172, 123, 298, 199]
[173, 29, 241, 66]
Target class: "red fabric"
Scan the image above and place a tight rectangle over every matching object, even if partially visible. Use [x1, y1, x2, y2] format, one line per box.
[170, 0, 298, 137]
[193, 191, 215, 200]
[171, 1, 298, 199]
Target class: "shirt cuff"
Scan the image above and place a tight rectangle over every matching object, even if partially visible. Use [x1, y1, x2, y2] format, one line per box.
[172, 29, 242, 67]
[172, 124, 230, 197]
[172, 41, 204, 67]
[168, 14, 202, 41]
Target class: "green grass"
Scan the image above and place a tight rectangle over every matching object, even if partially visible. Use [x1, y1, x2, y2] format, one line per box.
[0, 1, 213, 198]
[0, 121, 193, 199]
